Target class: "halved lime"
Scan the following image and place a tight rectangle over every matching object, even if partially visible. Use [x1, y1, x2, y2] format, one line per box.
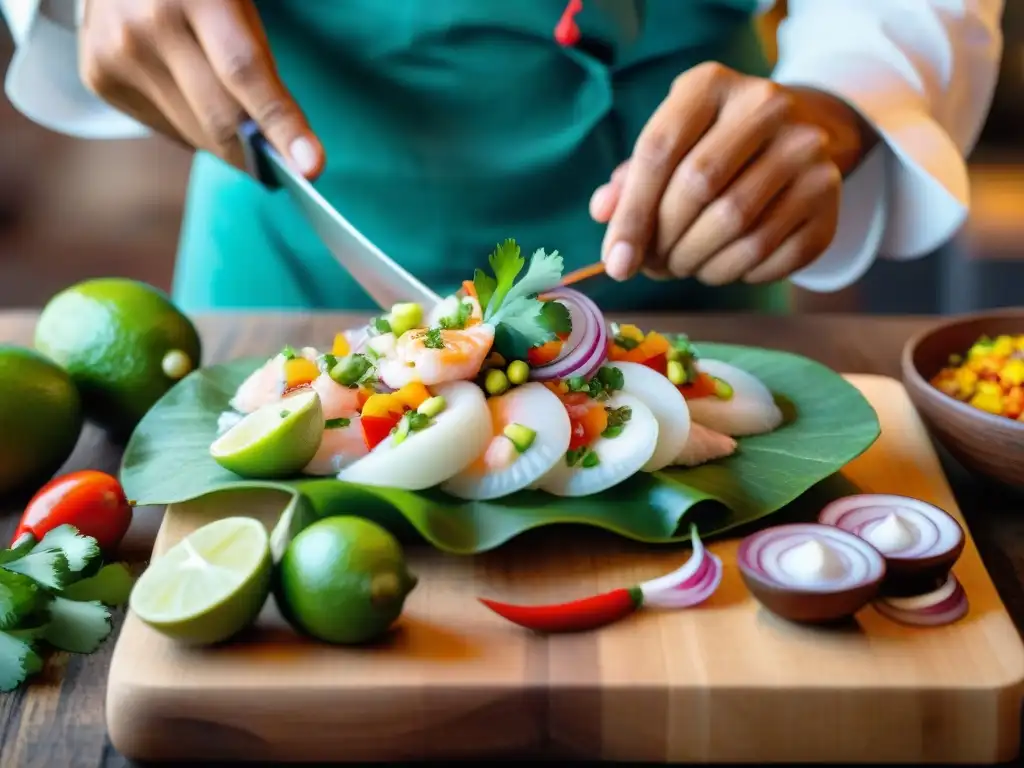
[129, 516, 272, 645]
[210, 389, 323, 478]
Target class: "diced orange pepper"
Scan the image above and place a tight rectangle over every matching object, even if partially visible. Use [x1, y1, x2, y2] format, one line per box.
[622, 331, 670, 363]
[528, 340, 563, 367]
[607, 342, 631, 361]
[332, 333, 351, 356]
[678, 372, 718, 400]
[283, 357, 320, 390]
[462, 280, 477, 299]
[392, 381, 431, 410]
[361, 393, 405, 419]
[544, 381, 568, 396]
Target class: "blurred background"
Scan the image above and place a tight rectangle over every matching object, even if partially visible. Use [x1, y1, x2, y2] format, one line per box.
[0, 4, 1022, 313]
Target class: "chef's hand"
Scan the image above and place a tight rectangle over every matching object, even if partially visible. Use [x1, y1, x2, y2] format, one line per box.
[79, 0, 324, 176]
[591, 63, 876, 285]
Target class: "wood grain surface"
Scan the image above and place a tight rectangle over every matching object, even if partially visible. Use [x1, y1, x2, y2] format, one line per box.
[103, 375, 1024, 763]
[4, 311, 1024, 767]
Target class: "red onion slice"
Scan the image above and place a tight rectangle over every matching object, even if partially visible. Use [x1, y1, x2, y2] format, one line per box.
[874, 574, 969, 627]
[640, 526, 723, 609]
[818, 494, 964, 561]
[529, 288, 609, 382]
[740, 523, 886, 593]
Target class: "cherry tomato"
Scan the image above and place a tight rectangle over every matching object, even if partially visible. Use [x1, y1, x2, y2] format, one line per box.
[12, 470, 133, 555]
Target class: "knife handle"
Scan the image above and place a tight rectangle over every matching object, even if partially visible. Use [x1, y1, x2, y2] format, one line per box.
[237, 118, 281, 190]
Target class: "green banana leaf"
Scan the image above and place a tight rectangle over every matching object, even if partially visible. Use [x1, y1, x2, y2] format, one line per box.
[120, 343, 880, 554]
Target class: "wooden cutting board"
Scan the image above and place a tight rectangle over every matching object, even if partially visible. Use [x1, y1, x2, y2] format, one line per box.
[105, 375, 1024, 763]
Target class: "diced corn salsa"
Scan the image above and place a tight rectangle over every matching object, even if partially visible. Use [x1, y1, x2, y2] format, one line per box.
[930, 334, 1024, 421]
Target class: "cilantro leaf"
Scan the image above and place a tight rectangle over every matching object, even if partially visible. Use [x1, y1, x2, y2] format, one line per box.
[2, 549, 70, 591]
[0, 539, 34, 567]
[491, 248, 564, 321]
[0, 570, 44, 631]
[61, 563, 134, 606]
[42, 597, 112, 654]
[0, 630, 43, 692]
[482, 239, 524, 320]
[490, 297, 551, 356]
[422, 327, 445, 350]
[472, 268, 497, 315]
[33, 525, 100, 575]
[540, 300, 572, 336]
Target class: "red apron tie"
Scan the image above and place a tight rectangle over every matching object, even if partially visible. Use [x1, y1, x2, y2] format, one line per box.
[554, 0, 583, 46]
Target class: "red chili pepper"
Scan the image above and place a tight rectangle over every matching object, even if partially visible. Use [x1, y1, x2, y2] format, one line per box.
[554, 0, 583, 47]
[12, 470, 133, 555]
[360, 414, 402, 451]
[479, 586, 641, 633]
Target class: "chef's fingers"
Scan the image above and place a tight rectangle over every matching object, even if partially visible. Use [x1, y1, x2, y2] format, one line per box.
[590, 161, 631, 222]
[655, 81, 791, 275]
[695, 161, 840, 286]
[157, 21, 248, 166]
[187, 0, 324, 178]
[601, 62, 726, 281]
[666, 123, 827, 279]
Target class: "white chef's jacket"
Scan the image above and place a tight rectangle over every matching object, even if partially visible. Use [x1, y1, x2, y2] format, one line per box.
[0, 0, 1005, 293]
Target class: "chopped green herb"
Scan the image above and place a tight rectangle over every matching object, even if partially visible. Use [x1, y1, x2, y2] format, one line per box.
[371, 316, 393, 335]
[596, 366, 624, 393]
[280, 345, 297, 360]
[422, 327, 445, 350]
[610, 324, 640, 350]
[602, 406, 632, 439]
[317, 353, 338, 374]
[325, 417, 351, 429]
[279, 410, 290, 418]
[564, 366, 624, 401]
[565, 446, 600, 468]
[438, 299, 473, 331]
[473, 239, 566, 359]
[540, 300, 572, 336]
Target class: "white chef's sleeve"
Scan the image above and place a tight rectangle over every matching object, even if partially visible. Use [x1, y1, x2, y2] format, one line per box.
[0, 0, 149, 138]
[764, 0, 1004, 292]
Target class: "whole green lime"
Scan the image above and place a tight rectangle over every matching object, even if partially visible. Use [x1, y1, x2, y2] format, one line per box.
[0, 345, 83, 497]
[34, 278, 201, 438]
[276, 517, 417, 645]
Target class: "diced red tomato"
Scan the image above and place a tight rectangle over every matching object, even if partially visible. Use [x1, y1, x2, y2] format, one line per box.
[678, 372, 718, 400]
[641, 353, 668, 376]
[361, 414, 402, 451]
[561, 392, 609, 450]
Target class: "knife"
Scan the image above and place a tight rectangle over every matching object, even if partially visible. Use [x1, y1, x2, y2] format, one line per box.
[236, 119, 443, 312]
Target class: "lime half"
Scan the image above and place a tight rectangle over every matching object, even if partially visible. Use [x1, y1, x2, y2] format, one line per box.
[130, 516, 272, 645]
[211, 389, 323, 478]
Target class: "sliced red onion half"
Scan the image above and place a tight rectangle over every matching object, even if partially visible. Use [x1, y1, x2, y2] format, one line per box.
[737, 523, 886, 623]
[818, 494, 965, 595]
[640, 525, 723, 609]
[528, 287, 609, 382]
[874, 574, 969, 627]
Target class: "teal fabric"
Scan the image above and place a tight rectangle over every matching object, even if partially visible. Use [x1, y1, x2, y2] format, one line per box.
[172, 0, 789, 314]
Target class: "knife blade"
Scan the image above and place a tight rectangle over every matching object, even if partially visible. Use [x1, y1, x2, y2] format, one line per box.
[237, 120, 443, 312]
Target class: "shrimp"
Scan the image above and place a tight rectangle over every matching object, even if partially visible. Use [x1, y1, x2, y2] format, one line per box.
[303, 416, 369, 476]
[377, 324, 494, 388]
[310, 373, 362, 420]
[229, 347, 320, 414]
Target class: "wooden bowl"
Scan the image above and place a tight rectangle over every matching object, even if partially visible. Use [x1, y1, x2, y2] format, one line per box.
[901, 309, 1024, 492]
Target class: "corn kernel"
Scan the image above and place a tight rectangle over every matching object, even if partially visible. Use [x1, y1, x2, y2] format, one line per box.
[969, 390, 1004, 415]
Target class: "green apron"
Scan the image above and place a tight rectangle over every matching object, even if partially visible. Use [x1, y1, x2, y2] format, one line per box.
[172, 0, 790, 314]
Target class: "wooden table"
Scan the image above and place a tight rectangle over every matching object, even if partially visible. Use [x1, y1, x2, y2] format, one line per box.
[2, 310, 1024, 768]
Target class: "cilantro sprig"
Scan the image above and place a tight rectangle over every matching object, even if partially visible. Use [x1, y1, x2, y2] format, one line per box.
[0, 525, 134, 692]
[472, 238, 570, 359]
